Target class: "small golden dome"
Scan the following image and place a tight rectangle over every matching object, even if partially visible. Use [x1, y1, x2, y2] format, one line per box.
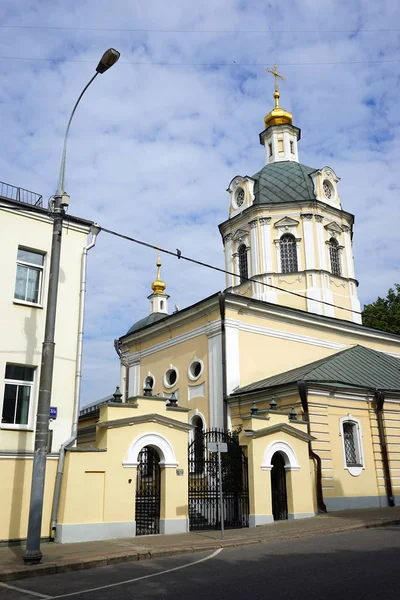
[151, 260, 166, 294]
[264, 89, 293, 129]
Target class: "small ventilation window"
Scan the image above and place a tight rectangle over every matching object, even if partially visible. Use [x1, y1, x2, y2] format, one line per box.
[290, 140, 294, 154]
[188, 359, 203, 381]
[164, 367, 178, 388]
[268, 143, 273, 157]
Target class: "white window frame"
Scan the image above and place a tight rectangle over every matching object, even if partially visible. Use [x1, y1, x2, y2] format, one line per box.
[1, 364, 36, 430]
[339, 415, 364, 476]
[163, 365, 179, 389]
[188, 358, 204, 382]
[14, 247, 45, 307]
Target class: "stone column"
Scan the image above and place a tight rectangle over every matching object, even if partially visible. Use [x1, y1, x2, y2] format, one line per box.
[223, 233, 234, 288]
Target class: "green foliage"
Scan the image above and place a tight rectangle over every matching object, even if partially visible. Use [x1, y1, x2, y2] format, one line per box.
[362, 284, 400, 335]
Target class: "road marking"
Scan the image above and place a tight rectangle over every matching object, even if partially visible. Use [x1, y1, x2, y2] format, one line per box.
[0, 581, 51, 599]
[51, 548, 223, 599]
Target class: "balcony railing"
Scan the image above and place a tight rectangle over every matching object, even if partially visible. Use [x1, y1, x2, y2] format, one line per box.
[0, 180, 43, 208]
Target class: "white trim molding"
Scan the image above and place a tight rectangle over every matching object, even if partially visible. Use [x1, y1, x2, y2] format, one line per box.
[339, 414, 365, 477]
[261, 440, 300, 471]
[123, 432, 178, 468]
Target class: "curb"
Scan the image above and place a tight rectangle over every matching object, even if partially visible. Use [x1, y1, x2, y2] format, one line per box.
[1, 518, 399, 583]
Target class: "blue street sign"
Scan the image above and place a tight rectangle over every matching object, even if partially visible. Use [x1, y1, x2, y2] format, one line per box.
[49, 406, 58, 419]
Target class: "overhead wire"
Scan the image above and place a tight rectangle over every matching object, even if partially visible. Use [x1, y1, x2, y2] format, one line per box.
[1, 25, 400, 33]
[99, 225, 362, 316]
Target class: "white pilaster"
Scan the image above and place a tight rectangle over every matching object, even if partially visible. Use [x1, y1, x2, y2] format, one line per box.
[315, 215, 327, 271]
[224, 233, 234, 288]
[207, 332, 224, 429]
[225, 323, 240, 394]
[128, 361, 140, 397]
[301, 214, 315, 270]
[342, 226, 355, 280]
[260, 217, 272, 273]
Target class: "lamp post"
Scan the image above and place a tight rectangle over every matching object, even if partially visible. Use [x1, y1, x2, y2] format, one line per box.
[23, 48, 120, 565]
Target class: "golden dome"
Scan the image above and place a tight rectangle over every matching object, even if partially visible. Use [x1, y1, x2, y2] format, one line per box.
[151, 260, 166, 294]
[264, 89, 293, 129]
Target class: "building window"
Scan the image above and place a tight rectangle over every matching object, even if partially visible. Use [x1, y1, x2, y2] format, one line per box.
[192, 416, 204, 474]
[268, 143, 273, 157]
[164, 366, 178, 388]
[2, 364, 35, 426]
[280, 234, 298, 273]
[238, 244, 248, 283]
[188, 359, 203, 381]
[340, 416, 364, 476]
[14, 248, 44, 304]
[278, 139, 284, 152]
[290, 140, 294, 154]
[328, 237, 341, 276]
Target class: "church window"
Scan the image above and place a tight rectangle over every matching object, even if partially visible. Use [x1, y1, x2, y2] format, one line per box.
[290, 140, 294, 153]
[268, 143, 273, 157]
[191, 416, 205, 474]
[235, 187, 245, 208]
[340, 416, 364, 475]
[323, 180, 333, 200]
[329, 237, 341, 277]
[280, 234, 298, 273]
[164, 366, 178, 388]
[160, 300, 164, 310]
[238, 244, 248, 283]
[278, 139, 284, 152]
[188, 359, 203, 381]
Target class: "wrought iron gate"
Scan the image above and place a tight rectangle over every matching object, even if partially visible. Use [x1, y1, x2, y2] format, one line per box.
[135, 446, 161, 535]
[188, 429, 249, 531]
[271, 452, 288, 521]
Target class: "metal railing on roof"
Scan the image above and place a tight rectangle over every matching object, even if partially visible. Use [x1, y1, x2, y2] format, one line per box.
[0, 180, 43, 207]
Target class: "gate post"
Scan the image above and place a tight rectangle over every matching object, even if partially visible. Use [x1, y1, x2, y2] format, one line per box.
[159, 465, 189, 534]
[245, 439, 273, 527]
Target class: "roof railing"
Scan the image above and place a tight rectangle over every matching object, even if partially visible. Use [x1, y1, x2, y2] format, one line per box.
[0, 180, 43, 207]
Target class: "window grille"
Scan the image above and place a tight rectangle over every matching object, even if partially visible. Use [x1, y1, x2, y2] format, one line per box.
[329, 237, 341, 276]
[238, 244, 248, 283]
[343, 422, 358, 465]
[280, 234, 298, 273]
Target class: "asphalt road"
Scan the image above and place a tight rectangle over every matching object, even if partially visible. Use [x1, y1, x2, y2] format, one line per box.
[1, 526, 400, 600]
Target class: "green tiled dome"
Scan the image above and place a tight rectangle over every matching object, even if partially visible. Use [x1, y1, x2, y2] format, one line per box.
[252, 161, 317, 205]
[127, 312, 167, 335]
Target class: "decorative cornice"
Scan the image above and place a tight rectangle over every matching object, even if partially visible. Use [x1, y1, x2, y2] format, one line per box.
[300, 213, 314, 220]
[314, 214, 324, 223]
[223, 233, 233, 243]
[259, 217, 271, 226]
[249, 218, 259, 229]
[244, 422, 315, 442]
[97, 412, 193, 432]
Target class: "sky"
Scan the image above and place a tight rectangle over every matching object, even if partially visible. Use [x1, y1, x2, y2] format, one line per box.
[1, 0, 399, 406]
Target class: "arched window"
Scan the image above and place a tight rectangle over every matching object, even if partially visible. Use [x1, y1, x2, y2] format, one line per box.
[238, 244, 248, 283]
[192, 416, 204, 474]
[340, 416, 364, 476]
[280, 234, 298, 273]
[329, 237, 341, 276]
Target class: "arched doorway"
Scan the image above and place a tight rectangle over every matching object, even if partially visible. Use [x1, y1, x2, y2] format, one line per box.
[271, 452, 288, 521]
[135, 446, 161, 535]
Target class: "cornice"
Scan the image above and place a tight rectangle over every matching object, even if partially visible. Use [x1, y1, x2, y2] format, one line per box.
[97, 412, 193, 432]
[243, 422, 315, 442]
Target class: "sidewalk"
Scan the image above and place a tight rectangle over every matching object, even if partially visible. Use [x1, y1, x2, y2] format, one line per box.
[1, 506, 400, 582]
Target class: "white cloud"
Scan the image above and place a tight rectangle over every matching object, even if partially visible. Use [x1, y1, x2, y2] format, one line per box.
[1, 0, 399, 405]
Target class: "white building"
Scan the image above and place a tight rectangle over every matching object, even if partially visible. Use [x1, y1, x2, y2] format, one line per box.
[0, 180, 93, 456]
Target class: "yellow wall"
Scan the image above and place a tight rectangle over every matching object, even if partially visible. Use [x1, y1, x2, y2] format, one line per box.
[0, 457, 57, 541]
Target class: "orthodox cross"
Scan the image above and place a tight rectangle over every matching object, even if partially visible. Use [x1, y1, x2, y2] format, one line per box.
[267, 64, 284, 92]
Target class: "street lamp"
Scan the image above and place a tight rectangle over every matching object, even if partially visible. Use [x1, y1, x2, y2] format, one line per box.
[23, 48, 120, 565]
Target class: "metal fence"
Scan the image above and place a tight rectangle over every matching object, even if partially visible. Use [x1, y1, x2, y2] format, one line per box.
[0, 180, 43, 207]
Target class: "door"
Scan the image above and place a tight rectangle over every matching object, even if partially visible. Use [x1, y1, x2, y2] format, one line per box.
[135, 446, 161, 535]
[271, 452, 288, 521]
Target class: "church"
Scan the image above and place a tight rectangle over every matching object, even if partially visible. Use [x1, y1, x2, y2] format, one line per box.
[68, 68, 400, 543]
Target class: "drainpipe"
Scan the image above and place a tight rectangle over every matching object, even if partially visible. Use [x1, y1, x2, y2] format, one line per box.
[114, 339, 129, 401]
[219, 292, 228, 431]
[298, 381, 327, 513]
[50, 224, 100, 539]
[375, 390, 395, 507]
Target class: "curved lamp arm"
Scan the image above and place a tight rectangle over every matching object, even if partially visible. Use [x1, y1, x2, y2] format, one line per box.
[54, 48, 120, 200]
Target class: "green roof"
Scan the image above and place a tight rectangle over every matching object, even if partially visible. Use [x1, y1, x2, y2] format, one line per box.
[233, 345, 400, 394]
[127, 312, 167, 335]
[252, 161, 317, 205]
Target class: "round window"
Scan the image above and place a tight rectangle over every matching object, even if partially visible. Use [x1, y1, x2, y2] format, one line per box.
[164, 367, 178, 388]
[188, 359, 203, 381]
[322, 180, 333, 200]
[235, 188, 245, 208]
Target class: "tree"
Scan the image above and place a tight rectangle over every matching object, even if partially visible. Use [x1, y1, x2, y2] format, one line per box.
[362, 284, 400, 335]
